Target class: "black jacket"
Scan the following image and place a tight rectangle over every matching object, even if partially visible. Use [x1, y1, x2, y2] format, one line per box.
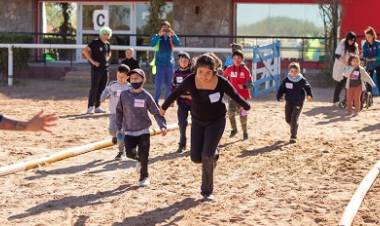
[277, 75, 312, 105]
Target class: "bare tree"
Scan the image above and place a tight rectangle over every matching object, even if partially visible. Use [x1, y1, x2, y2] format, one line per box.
[319, 0, 341, 76]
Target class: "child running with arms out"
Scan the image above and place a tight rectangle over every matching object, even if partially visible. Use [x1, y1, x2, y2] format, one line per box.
[100, 64, 130, 160]
[277, 62, 312, 144]
[116, 69, 167, 187]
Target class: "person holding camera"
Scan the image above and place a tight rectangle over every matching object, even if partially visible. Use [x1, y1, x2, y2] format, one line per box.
[150, 21, 181, 105]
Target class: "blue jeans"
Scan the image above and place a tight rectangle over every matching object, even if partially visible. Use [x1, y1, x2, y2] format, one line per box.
[154, 65, 173, 104]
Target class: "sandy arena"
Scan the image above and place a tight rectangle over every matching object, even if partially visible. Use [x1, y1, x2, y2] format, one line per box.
[0, 77, 379, 226]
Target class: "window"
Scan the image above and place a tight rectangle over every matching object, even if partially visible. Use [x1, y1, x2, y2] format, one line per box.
[109, 4, 131, 31]
[236, 3, 324, 37]
[82, 4, 103, 30]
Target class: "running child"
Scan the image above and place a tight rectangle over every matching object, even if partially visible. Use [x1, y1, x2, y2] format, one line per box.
[172, 51, 193, 153]
[116, 68, 167, 187]
[344, 55, 376, 114]
[224, 50, 252, 140]
[101, 64, 130, 160]
[276, 62, 312, 144]
[160, 53, 251, 200]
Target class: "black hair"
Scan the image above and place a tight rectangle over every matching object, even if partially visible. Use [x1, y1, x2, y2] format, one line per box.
[232, 50, 244, 59]
[118, 64, 130, 74]
[194, 53, 220, 74]
[344, 31, 357, 54]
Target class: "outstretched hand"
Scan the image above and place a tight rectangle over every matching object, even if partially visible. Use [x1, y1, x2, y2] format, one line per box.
[26, 110, 57, 133]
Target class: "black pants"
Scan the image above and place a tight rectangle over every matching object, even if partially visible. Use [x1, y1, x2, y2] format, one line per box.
[190, 117, 226, 196]
[285, 102, 303, 139]
[88, 68, 108, 108]
[368, 67, 380, 93]
[333, 77, 347, 103]
[177, 103, 191, 147]
[124, 134, 150, 181]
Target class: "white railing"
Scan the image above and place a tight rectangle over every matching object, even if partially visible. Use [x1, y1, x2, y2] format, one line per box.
[0, 43, 233, 86]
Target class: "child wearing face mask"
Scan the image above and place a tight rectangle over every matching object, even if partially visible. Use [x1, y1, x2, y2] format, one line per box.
[116, 68, 167, 187]
[277, 62, 312, 144]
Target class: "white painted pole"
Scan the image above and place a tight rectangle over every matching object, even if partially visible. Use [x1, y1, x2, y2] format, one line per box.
[8, 46, 13, 86]
[339, 160, 380, 226]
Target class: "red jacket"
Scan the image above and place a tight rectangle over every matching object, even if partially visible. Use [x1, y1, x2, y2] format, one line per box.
[224, 64, 252, 100]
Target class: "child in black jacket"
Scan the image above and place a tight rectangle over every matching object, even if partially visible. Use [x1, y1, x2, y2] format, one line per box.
[277, 62, 312, 143]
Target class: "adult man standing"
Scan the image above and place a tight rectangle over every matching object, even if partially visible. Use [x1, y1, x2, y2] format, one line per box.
[82, 26, 112, 114]
[150, 21, 181, 105]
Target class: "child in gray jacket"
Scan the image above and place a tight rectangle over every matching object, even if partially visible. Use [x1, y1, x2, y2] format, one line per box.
[101, 64, 130, 160]
[116, 68, 167, 187]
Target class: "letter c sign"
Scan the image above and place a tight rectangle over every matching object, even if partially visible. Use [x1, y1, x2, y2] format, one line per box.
[93, 10, 109, 31]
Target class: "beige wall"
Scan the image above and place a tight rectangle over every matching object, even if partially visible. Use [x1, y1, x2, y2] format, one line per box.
[172, 0, 233, 47]
[0, 0, 36, 32]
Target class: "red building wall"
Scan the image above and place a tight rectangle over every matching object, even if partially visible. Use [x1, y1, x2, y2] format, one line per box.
[340, 0, 380, 40]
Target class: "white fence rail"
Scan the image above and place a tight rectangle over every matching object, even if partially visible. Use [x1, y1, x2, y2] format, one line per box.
[0, 43, 234, 86]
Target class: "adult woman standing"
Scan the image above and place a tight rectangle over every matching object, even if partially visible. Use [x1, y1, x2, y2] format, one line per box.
[332, 32, 358, 106]
[160, 53, 251, 200]
[363, 26, 380, 90]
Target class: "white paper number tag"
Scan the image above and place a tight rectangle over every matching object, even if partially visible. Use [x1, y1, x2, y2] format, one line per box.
[352, 71, 360, 76]
[231, 72, 238, 78]
[209, 92, 221, 103]
[285, 82, 293, 89]
[116, 90, 122, 97]
[176, 77, 184, 83]
[134, 99, 145, 108]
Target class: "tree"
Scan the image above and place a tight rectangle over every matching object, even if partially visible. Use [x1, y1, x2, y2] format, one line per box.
[319, 0, 341, 76]
[143, 0, 167, 35]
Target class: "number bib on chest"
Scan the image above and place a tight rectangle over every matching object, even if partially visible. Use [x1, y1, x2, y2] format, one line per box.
[285, 82, 293, 89]
[134, 99, 145, 108]
[208, 92, 221, 103]
[176, 77, 184, 84]
[116, 90, 122, 97]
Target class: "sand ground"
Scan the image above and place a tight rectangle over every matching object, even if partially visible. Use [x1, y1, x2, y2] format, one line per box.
[0, 77, 379, 226]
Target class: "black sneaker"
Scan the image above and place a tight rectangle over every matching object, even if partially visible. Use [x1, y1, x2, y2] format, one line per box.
[177, 145, 186, 153]
[114, 152, 123, 160]
[243, 132, 248, 140]
[229, 130, 237, 138]
[112, 137, 117, 145]
[289, 138, 297, 144]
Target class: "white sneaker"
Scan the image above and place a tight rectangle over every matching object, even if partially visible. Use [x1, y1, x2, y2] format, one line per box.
[202, 194, 215, 201]
[135, 161, 141, 173]
[139, 177, 150, 187]
[333, 102, 340, 107]
[94, 107, 106, 113]
[86, 106, 94, 114]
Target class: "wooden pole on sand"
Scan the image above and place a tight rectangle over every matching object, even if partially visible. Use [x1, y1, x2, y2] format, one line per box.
[0, 123, 180, 177]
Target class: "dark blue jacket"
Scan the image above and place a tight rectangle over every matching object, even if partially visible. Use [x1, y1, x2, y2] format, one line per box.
[277, 74, 312, 105]
[362, 40, 380, 70]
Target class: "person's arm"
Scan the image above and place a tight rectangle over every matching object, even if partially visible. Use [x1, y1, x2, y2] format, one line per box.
[82, 42, 100, 67]
[115, 96, 124, 131]
[361, 68, 376, 87]
[223, 78, 251, 110]
[171, 33, 181, 47]
[276, 79, 286, 101]
[343, 66, 354, 78]
[150, 34, 160, 47]
[147, 94, 167, 130]
[0, 111, 57, 132]
[303, 79, 313, 98]
[100, 85, 111, 102]
[161, 76, 191, 110]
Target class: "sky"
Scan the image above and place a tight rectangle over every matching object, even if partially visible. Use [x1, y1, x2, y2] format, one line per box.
[237, 3, 324, 27]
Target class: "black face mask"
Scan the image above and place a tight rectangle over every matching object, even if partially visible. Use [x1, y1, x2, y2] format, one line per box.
[131, 82, 143, 89]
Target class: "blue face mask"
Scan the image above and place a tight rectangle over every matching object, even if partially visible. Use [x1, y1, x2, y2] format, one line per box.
[131, 82, 143, 89]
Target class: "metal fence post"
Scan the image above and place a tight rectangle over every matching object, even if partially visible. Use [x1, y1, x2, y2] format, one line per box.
[8, 46, 13, 86]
